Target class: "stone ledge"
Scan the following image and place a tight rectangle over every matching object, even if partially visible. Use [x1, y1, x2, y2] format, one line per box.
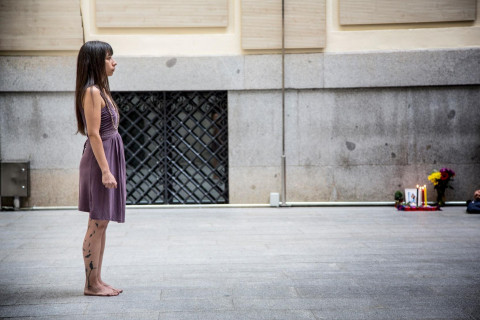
[1, 48, 478, 92]
[324, 48, 480, 88]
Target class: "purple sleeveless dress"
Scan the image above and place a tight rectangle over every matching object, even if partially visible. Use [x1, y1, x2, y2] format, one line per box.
[78, 90, 126, 223]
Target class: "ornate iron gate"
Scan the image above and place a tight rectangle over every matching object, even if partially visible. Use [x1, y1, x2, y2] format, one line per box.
[113, 91, 228, 205]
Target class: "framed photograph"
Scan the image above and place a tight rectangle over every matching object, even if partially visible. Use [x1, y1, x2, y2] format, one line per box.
[405, 188, 418, 206]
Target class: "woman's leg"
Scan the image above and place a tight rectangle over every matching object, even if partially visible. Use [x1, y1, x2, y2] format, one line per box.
[98, 229, 123, 293]
[82, 218, 118, 296]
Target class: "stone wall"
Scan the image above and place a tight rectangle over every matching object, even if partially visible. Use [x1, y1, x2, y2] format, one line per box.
[0, 92, 84, 206]
[229, 87, 480, 203]
[1, 48, 479, 206]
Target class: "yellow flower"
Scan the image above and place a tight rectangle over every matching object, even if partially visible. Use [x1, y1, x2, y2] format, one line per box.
[428, 172, 441, 185]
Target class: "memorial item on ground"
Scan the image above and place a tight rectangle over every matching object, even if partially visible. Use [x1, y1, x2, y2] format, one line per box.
[428, 168, 455, 206]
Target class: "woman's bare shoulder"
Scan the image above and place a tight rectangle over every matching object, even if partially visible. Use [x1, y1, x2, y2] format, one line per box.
[85, 85, 101, 96]
[83, 85, 104, 106]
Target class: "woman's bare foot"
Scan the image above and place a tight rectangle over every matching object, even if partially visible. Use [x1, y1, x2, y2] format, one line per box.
[101, 281, 123, 293]
[84, 284, 119, 296]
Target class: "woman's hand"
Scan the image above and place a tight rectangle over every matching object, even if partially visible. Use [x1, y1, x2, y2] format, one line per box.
[102, 171, 118, 189]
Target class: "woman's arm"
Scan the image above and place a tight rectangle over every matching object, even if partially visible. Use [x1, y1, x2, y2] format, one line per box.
[83, 86, 117, 189]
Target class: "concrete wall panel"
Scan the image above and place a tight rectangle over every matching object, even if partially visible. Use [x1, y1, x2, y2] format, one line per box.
[286, 166, 335, 202]
[229, 166, 280, 204]
[0, 93, 85, 169]
[287, 89, 410, 167]
[280, 87, 480, 202]
[324, 49, 480, 88]
[0, 57, 77, 92]
[227, 85, 480, 203]
[228, 91, 282, 167]
[110, 56, 244, 91]
[244, 54, 324, 90]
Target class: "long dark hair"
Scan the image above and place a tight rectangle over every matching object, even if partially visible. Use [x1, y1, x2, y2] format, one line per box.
[75, 40, 113, 135]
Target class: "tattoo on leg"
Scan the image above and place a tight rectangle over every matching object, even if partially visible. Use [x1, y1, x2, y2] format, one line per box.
[87, 261, 95, 288]
[85, 265, 90, 287]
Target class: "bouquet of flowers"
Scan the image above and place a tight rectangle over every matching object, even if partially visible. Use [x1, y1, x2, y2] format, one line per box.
[428, 168, 455, 206]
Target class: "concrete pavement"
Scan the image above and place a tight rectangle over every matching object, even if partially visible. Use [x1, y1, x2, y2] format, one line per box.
[1, 206, 479, 319]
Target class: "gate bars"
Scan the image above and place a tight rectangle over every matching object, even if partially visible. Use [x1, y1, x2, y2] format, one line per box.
[114, 91, 229, 205]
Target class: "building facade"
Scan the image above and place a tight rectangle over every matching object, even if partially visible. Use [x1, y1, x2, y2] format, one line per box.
[1, 0, 479, 206]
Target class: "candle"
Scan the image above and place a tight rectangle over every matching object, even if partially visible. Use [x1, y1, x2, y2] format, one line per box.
[422, 186, 425, 206]
[416, 185, 419, 207]
[424, 185, 427, 206]
[419, 186, 423, 206]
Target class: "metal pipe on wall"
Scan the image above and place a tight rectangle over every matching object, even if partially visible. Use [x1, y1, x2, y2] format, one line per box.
[280, 0, 287, 206]
[28, 202, 466, 210]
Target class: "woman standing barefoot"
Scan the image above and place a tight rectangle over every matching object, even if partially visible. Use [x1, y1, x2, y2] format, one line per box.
[75, 41, 126, 296]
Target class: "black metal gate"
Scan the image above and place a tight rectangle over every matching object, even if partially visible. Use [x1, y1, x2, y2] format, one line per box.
[113, 91, 228, 205]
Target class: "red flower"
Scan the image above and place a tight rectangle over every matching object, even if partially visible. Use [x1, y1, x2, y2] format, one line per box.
[440, 171, 449, 180]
